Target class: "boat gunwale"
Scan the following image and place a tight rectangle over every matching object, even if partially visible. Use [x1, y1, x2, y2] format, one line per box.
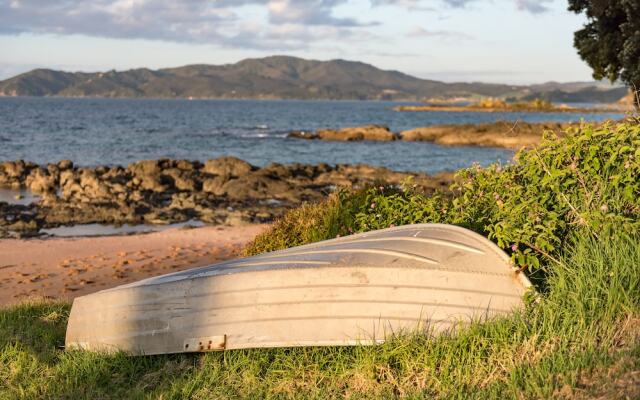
[99, 224, 531, 292]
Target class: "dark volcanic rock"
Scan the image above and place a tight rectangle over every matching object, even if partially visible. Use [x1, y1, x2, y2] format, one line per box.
[202, 176, 228, 196]
[287, 125, 398, 142]
[203, 157, 253, 177]
[58, 160, 74, 170]
[127, 160, 168, 192]
[223, 174, 294, 201]
[163, 168, 199, 192]
[26, 168, 56, 193]
[0, 156, 452, 238]
[317, 125, 397, 141]
[0, 160, 37, 188]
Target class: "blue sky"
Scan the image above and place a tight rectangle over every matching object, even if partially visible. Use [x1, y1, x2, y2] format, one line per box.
[0, 0, 597, 84]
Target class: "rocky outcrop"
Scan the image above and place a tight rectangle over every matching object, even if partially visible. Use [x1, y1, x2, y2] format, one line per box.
[0, 160, 38, 188]
[0, 158, 453, 238]
[318, 125, 397, 141]
[399, 121, 572, 149]
[26, 168, 57, 193]
[286, 121, 581, 148]
[288, 125, 397, 141]
[203, 156, 253, 177]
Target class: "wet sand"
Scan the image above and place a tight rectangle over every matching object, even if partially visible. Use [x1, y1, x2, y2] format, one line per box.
[0, 224, 268, 306]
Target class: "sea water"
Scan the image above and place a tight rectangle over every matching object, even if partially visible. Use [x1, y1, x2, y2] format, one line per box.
[0, 97, 623, 174]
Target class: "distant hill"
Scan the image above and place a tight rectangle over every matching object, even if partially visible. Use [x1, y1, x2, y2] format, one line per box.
[516, 81, 629, 103]
[0, 56, 628, 102]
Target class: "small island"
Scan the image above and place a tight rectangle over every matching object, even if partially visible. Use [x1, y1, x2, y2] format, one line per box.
[394, 98, 623, 113]
[287, 120, 601, 149]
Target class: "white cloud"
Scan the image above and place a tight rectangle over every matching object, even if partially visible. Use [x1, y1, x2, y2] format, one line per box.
[373, 0, 555, 13]
[371, 0, 477, 8]
[515, 0, 553, 14]
[267, 0, 369, 26]
[408, 26, 473, 40]
[0, 0, 560, 53]
[267, 0, 368, 26]
[0, 0, 377, 50]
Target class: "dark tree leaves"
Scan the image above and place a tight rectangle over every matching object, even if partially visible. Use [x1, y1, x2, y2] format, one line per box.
[569, 0, 640, 107]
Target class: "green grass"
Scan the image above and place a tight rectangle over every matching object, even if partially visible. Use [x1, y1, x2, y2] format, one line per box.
[1, 233, 638, 399]
[2, 121, 639, 398]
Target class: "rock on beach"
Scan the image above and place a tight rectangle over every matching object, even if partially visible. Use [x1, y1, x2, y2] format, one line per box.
[0, 157, 452, 238]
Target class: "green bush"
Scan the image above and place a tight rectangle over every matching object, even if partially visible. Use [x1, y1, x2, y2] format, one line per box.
[246, 196, 342, 255]
[245, 120, 640, 273]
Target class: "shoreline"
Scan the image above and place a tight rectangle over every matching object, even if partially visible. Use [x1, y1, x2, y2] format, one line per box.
[0, 224, 267, 306]
[0, 158, 454, 238]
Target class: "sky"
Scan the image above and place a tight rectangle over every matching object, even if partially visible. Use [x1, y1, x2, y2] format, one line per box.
[0, 0, 599, 84]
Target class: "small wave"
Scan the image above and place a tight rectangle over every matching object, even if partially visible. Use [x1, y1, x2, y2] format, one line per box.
[239, 132, 271, 138]
[234, 131, 290, 139]
[217, 128, 279, 139]
[255, 124, 269, 130]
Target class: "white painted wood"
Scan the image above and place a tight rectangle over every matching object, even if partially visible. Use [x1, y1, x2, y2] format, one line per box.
[65, 224, 532, 355]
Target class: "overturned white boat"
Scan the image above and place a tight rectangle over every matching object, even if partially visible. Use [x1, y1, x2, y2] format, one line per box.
[65, 224, 532, 355]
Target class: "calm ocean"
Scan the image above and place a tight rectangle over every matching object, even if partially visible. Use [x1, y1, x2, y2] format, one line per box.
[0, 97, 623, 173]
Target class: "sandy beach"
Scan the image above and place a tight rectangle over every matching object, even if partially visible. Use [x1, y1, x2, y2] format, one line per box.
[0, 224, 267, 306]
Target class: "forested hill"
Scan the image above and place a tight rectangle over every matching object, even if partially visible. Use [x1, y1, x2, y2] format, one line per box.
[0, 55, 628, 102]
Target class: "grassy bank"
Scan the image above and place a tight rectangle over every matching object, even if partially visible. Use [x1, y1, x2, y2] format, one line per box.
[2, 120, 639, 399]
[246, 120, 640, 274]
[1, 234, 638, 399]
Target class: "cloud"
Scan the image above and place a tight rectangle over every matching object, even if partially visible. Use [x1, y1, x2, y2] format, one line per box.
[0, 0, 374, 50]
[440, 0, 476, 7]
[370, 0, 432, 9]
[408, 27, 473, 40]
[226, 23, 369, 50]
[0, 1, 235, 40]
[515, 0, 553, 14]
[372, 0, 554, 13]
[0, 0, 554, 53]
[267, 0, 373, 27]
[371, 0, 476, 8]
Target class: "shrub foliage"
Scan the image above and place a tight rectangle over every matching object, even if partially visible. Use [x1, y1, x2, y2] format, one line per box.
[246, 120, 640, 272]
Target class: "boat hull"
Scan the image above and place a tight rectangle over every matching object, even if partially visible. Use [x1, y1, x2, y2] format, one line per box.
[65, 224, 532, 355]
